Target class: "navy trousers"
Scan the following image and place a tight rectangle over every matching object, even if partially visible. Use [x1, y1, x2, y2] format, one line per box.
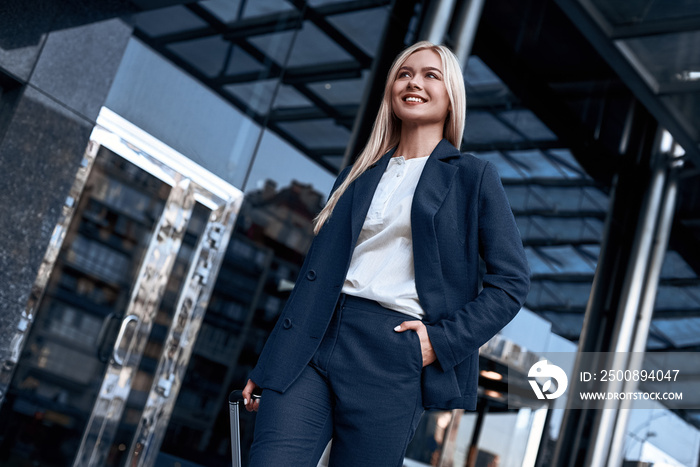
[249, 294, 425, 467]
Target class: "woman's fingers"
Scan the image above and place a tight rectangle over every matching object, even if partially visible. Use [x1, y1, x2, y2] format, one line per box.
[242, 379, 260, 412]
[394, 320, 423, 333]
[394, 320, 437, 367]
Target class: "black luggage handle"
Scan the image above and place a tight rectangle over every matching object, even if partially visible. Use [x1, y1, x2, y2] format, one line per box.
[229, 390, 261, 467]
[229, 390, 261, 404]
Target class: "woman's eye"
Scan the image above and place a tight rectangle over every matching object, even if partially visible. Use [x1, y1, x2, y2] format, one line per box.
[426, 72, 438, 79]
[399, 71, 411, 78]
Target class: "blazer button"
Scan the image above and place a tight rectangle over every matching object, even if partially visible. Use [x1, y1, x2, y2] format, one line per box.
[306, 270, 317, 281]
[283, 318, 292, 329]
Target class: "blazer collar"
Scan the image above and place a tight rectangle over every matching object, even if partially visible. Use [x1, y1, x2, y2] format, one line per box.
[427, 138, 462, 162]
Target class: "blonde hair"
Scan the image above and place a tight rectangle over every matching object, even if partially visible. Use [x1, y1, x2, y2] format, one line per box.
[313, 41, 466, 234]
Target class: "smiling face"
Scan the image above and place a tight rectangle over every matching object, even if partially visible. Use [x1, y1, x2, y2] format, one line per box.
[391, 48, 451, 129]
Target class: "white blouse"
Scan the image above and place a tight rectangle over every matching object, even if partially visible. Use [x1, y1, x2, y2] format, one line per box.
[341, 155, 429, 319]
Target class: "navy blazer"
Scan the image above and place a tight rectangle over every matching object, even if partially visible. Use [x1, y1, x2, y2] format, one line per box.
[248, 139, 530, 410]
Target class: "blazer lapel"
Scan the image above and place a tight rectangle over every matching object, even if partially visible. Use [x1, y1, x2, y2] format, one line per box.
[411, 139, 461, 321]
[349, 147, 396, 245]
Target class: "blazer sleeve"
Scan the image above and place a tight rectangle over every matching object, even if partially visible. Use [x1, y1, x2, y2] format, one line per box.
[248, 165, 352, 385]
[426, 161, 530, 371]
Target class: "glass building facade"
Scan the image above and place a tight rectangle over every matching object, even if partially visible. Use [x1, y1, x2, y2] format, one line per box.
[1, 0, 700, 466]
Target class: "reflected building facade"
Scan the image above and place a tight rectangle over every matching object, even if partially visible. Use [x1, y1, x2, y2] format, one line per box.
[1, 1, 700, 466]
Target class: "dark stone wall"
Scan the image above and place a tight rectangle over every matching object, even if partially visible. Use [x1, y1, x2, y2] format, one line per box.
[0, 0, 137, 81]
[0, 1, 133, 376]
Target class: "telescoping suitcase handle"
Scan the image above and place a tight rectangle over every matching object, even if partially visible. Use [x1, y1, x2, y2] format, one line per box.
[229, 390, 261, 467]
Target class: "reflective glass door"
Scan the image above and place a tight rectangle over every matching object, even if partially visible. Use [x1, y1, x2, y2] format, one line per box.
[0, 146, 173, 466]
[0, 108, 242, 467]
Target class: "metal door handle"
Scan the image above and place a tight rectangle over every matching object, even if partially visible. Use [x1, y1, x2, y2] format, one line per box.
[113, 315, 139, 366]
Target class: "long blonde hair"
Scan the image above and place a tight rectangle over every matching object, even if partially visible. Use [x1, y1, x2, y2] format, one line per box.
[313, 41, 466, 234]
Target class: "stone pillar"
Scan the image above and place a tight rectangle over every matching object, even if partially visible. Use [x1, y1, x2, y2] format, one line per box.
[0, 0, 134, 401]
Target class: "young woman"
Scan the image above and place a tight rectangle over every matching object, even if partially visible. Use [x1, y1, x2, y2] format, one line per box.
[241, 41, 530, 467]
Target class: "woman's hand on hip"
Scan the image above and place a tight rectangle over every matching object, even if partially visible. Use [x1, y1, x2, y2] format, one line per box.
[394, 320, 436, 367]
[242, 379, 261, 412]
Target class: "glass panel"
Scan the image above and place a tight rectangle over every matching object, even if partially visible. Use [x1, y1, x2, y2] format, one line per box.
[307, 71, 370, 106]
[540, 312, 585, 339]
[224, 46, 267, 76]
[0, 147, 170, 467]
[497, 110, 557, 141]
[273, 84, 315, 108]
[243, 0, 296, 18]
[224, 81, 313, 113]
[200, 0, 244, 23]
[465, 56, 507, 90]
[249, 21, 354, 68]
[308, 0, 354, 5]
[526, 247, 560, 275]
[548, 149, 590, 178]
[620, 31, 700, 85]
[244, 130, 335, 195]
[590, 0, 700, 26]
[327, 7, 389, 57]
[505, 150, 573, 179]
[518, 216, 604, 244]
[528, 280, 592, 309]
[105, 39, 264, 189]
[276, 118, 352, 149]
[504, 185, 609, 213]
[651, 316, 700, 348]
[535, 245, 597, 274]
[224, 79, 278, 114]
[474, 151, 526, 179]
[464, 111, 524, 144]
[655, 285, 700, 311]
[660, 251, 697, 279]
[167, 35, 236, 78]
[133, 6, 208, 38]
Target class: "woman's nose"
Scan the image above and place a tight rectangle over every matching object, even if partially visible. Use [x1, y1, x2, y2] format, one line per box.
[407, 77, 422, 89]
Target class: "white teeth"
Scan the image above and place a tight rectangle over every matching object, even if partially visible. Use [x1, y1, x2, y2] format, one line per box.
[405, 97, 424, 103]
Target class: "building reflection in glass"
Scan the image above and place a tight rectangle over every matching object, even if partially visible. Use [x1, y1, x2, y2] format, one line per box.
[158, 178, 324, 466]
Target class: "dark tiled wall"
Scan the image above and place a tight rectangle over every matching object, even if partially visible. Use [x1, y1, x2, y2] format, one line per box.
[0, 1, 133, 372]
